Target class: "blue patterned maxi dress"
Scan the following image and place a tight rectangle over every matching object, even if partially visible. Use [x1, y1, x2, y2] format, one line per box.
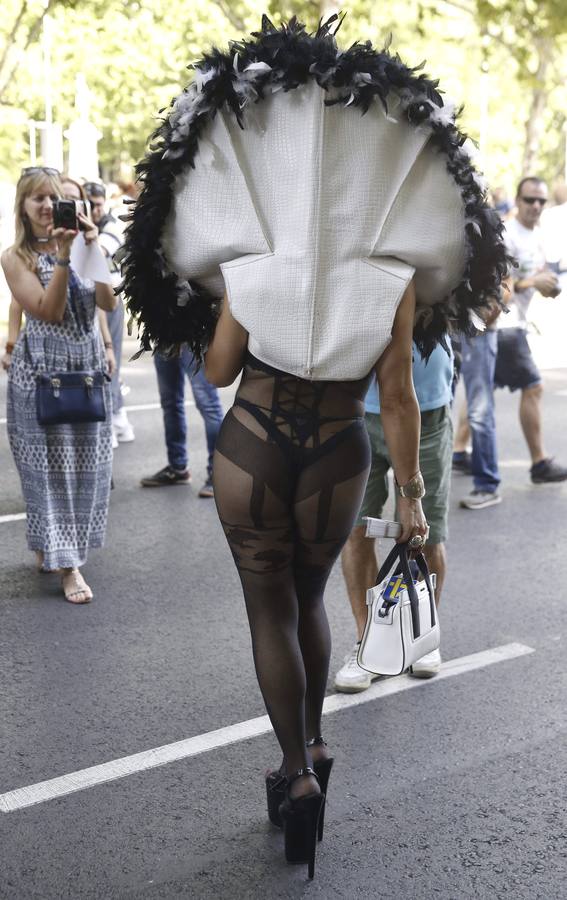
[7, 253, 113, 570]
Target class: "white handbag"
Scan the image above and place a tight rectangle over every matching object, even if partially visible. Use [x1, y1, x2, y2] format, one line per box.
[357, 543, 439, 677]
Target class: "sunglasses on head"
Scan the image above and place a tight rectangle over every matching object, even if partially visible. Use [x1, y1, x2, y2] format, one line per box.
[520, 196, 547, 206]
[21, 166, 61, 179]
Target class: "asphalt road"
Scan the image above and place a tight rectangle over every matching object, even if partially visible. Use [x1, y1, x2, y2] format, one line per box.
[1, 338, 566, 900]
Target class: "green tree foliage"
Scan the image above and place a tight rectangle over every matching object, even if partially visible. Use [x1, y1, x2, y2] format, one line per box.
[1, 0, 566, 192]
[474, 0, 567, 177]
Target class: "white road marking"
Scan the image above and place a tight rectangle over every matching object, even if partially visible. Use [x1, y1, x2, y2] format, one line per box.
[0, 401, 194, 425]
[0, 512, 26, 524]
[119, 400, 194, 413]
[497, 459, 532, 469]
[0, 642, 534, 814]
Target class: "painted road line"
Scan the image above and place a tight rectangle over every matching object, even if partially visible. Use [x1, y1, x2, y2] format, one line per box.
[119, 401, 194, 413]
[0, 401, 195, 425]
[0, 642, 534, 814]
[0, 512, 26, 524]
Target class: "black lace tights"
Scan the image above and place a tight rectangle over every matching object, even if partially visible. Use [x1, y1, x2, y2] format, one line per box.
[213, 355, 371, 773]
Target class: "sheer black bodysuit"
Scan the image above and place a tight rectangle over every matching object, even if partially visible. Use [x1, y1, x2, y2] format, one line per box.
[213, 353, 372, 771]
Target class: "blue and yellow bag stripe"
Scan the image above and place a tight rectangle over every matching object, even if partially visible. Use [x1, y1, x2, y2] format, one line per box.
[383, 574, 407, 600]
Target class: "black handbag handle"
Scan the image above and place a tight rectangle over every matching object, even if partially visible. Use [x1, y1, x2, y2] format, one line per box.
[413, 550, 437, 630]
[373, 543, 436, 638]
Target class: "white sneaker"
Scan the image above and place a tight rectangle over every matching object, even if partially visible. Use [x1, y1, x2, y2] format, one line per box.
[459, 490, 501, 510]
[112, 409, 135, 443]
[410, 648, 442, 679]
[115, 422, 135, 442]
[334, 642, 381, 693]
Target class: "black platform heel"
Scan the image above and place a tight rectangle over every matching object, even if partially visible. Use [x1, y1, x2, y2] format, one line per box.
[279, 768, 325, 880]
[265, 766, 286, 828]
[306, 737, 334, 841]
[266, 737, 334, 837]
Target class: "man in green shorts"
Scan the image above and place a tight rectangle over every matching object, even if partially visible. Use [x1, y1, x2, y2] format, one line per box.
[335, 340, 454, 690]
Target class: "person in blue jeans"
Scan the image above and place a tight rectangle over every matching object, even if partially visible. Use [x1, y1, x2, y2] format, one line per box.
[140, 348, 224, 497]
[457, 329, 502, 510]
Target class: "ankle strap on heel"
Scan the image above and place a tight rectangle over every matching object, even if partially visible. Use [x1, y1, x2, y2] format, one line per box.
[286, 766, 319, 786]
[306, 737, 327, 748]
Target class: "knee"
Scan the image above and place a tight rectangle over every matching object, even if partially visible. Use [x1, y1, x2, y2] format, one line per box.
[342, 525, 371, 562]
[467, 391, 493, 428]
[192, 385, 218, 413]
[160, 395, 184, 414]
[423, 542, 446, 574]
[524, 383, 543, 401]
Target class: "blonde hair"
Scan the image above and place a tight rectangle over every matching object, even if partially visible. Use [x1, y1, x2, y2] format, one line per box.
[12, 171, 63, 271]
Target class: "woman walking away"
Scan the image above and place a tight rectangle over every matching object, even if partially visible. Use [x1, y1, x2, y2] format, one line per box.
[121, 17, 509, 878]
[1, 168, 116, 604]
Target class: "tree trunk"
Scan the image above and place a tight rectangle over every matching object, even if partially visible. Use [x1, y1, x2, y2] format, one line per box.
[522, 38, 554, 176]
[214, 0, 246, 33]
[0, 2, 30, 90]
[0, 0, 59, 106]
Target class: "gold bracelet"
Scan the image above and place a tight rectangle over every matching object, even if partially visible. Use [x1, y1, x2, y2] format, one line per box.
[395, 471, 426, 500]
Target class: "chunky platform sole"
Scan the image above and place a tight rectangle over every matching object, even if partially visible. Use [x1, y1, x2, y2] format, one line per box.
[281, 793, 326, 879]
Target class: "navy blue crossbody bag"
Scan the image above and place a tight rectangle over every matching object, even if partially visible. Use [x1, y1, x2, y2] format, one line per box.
[36, 370, 109, 425]
[31, 265, 110, 426]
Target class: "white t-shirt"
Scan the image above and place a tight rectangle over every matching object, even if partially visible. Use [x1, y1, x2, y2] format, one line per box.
[540, 202, 567, 269]
[501, 217, 546, 329]
[97, 218, 123, 290]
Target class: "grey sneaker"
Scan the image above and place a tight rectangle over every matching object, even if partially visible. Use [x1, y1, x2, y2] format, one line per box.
[198, 475, 214, 498]
[334, 642, 381, 693]
[410, 648, 442, 679]
[459, 490, 502, 510]
[140, 465, 191, 487]
[530, 457, 567, 483]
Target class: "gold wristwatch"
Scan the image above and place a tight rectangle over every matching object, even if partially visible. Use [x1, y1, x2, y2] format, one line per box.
[395, 471, 426, 500]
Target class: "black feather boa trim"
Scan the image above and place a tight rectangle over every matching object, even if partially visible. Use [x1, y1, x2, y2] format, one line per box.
[122, 14, 510, 362]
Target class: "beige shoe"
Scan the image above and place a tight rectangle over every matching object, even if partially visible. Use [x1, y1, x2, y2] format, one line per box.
[62, 569, 93, 604]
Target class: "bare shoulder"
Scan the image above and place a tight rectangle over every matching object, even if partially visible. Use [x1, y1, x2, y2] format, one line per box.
[1, 247, 17, 272]
[0, 247, 29, 278]
[1, 247, 43, 313]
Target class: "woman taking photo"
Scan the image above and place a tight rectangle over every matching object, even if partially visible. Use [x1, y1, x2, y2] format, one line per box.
[2, 176, 116, 378]
[1, 167, 116, 604]
[122, 18, 508, 878]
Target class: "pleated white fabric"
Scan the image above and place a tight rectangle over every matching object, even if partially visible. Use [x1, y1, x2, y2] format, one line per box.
[163, 81, 466, 379]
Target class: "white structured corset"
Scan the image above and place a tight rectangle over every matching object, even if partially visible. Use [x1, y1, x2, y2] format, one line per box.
[162, 80, 466, 379]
